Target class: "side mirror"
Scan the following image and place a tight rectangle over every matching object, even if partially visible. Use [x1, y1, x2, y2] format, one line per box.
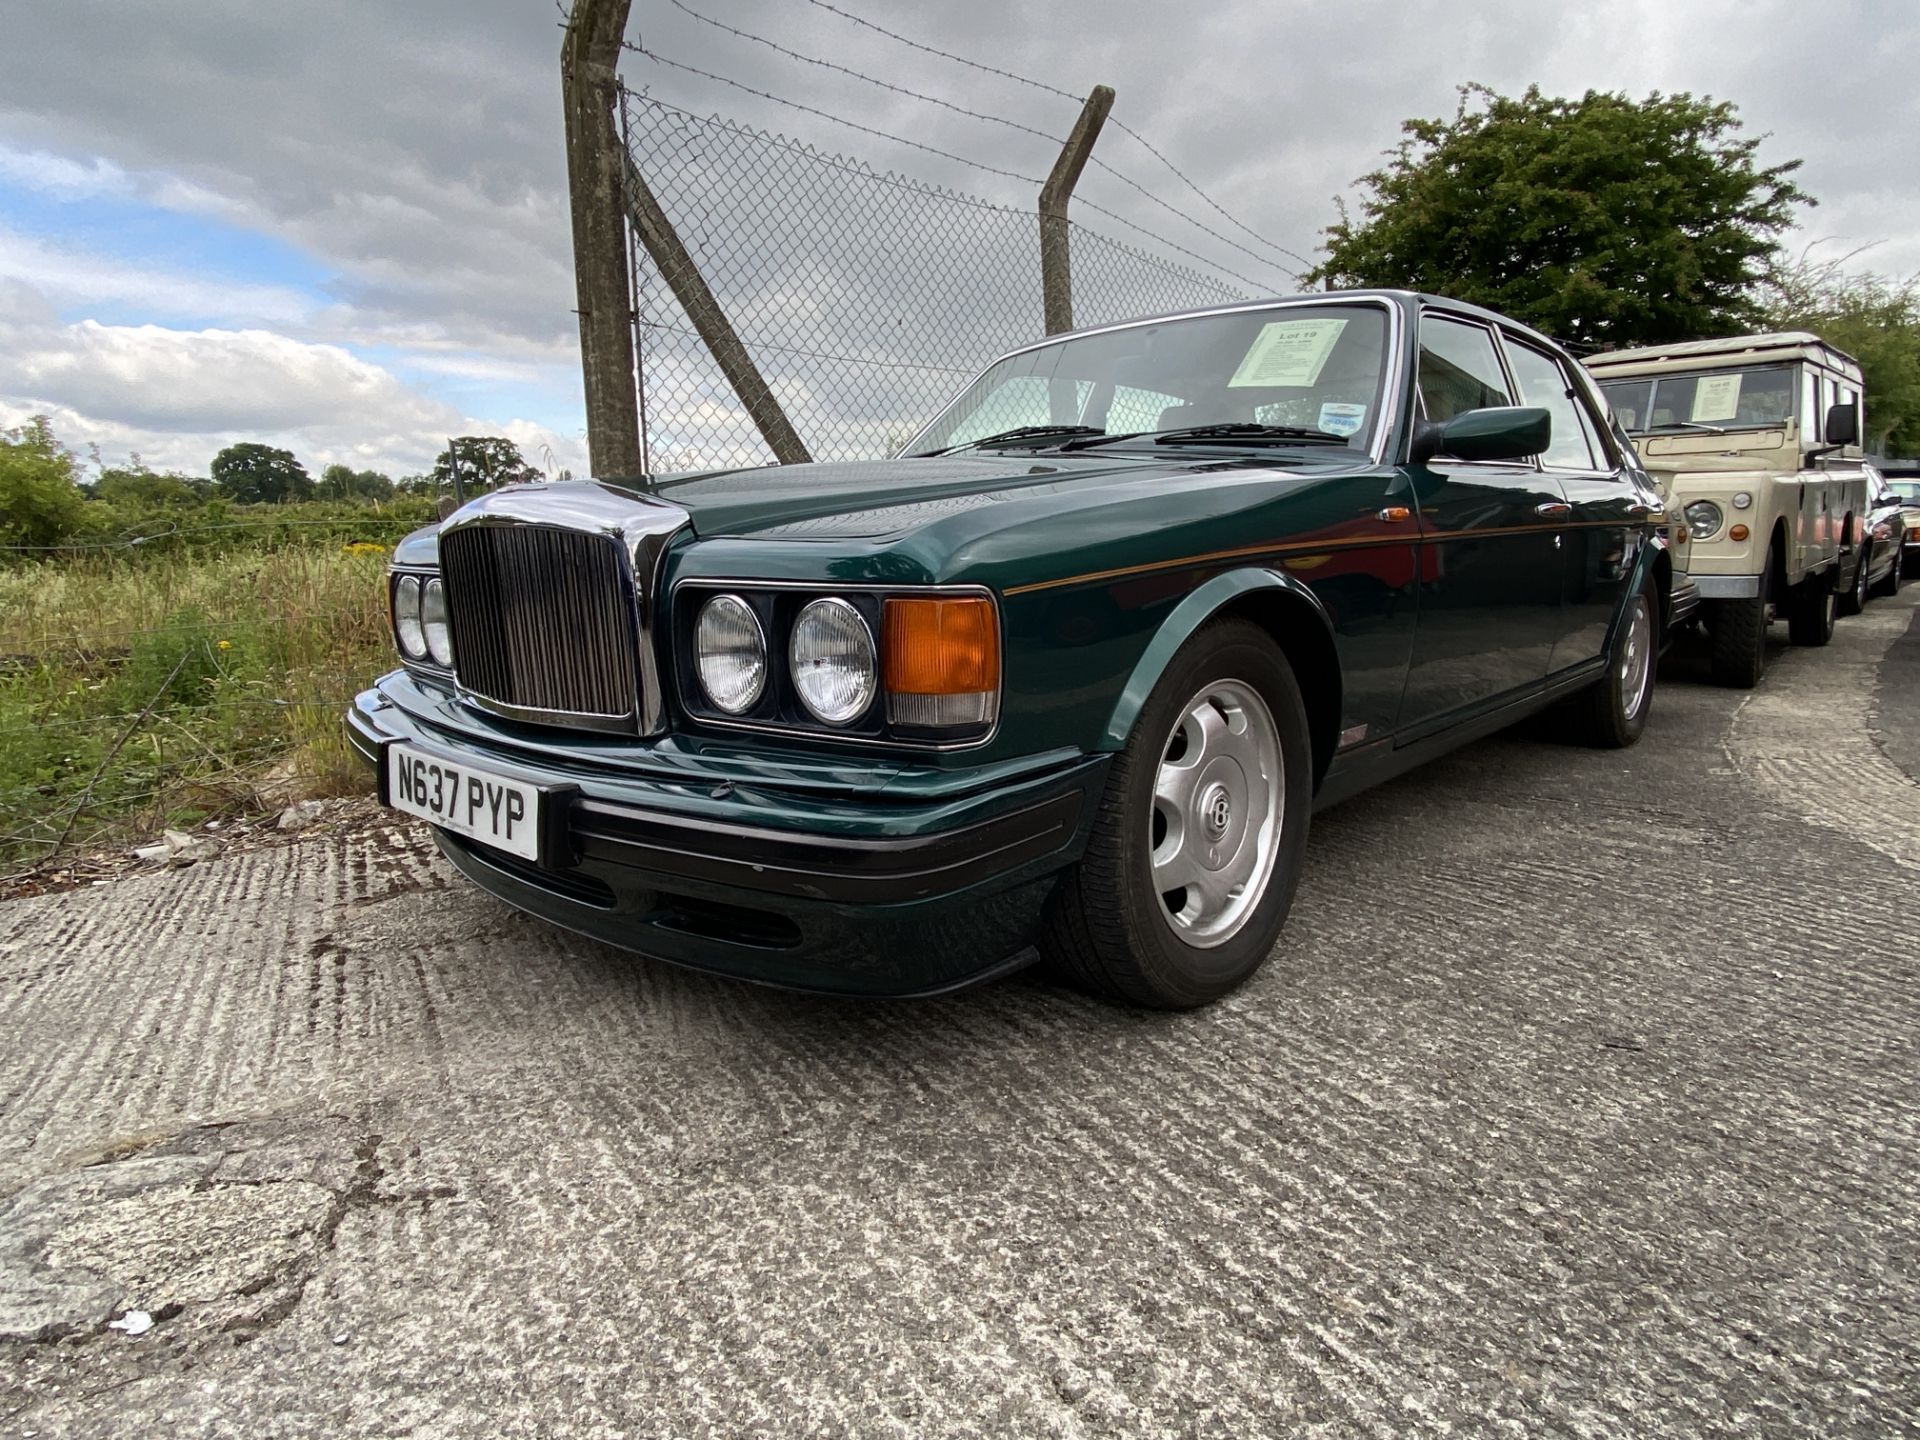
[1824, 402, 1859, 447]
[1411, 406, 1552, 465]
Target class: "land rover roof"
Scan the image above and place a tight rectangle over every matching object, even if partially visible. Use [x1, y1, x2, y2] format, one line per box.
[1586, 332, 1863, 380]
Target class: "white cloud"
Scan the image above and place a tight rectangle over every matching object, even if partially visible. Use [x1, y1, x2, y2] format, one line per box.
[0, 143, 133, 200]
[0, 226, 317, 327]
[0, 313, 583, 478]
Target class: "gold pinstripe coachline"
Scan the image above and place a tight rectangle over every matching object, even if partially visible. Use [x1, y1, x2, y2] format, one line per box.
[1001, 518, 1645, 597]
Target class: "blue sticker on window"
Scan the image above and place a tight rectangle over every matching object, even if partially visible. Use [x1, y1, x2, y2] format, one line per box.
[1318, 402, 1366, 437]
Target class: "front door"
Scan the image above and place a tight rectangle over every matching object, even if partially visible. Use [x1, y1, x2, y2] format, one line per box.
[1397, 313, 1565, 737]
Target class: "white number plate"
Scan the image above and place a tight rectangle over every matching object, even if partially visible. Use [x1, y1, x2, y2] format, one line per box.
[385, 744, 542, 862]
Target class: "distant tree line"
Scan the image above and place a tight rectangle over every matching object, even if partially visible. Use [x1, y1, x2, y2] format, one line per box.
[1, 423, 564, 551]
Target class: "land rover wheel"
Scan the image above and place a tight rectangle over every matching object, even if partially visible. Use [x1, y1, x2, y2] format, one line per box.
[1560, 585, 1656, 748]
[1708, 546, 1772, 689]
[1040, 619, 1312, 1009]
[1788, 574, 1838, 646]
[1839, 545, 1870, 616]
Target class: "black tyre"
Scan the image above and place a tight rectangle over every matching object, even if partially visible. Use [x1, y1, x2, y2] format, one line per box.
[1708, 546, 1772, 688]
[1874, 545, 1903, 598]
[1040, 619, 1312, 1009]
[1560, 585, 1656, 748]
[1787, 574, 1837, 646]
[1839, 544, 1870, 616]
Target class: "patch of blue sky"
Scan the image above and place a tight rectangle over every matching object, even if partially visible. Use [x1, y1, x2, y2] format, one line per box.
[367, 343, 582, 433]
[0, 174, 333, 328]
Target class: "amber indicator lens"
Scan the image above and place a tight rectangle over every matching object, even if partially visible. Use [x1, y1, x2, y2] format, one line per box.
[884, 597, 1000, 728]
[1729, 523, 1750, 541]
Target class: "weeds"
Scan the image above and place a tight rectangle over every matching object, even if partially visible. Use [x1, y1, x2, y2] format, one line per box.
[0, 538, 401, 869]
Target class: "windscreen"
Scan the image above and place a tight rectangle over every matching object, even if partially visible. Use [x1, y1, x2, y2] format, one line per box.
[906, 304, 1390, 454]
[1597, 365, 1795, 434]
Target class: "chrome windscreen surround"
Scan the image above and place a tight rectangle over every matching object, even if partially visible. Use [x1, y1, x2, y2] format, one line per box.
[437, 482, 690, 736]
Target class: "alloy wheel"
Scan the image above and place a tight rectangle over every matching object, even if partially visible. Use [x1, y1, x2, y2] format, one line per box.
[1620, 596, 1653, 721]
[1148, 679, 1283, 948]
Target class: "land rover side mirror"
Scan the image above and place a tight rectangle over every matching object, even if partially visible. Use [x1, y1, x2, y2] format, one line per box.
[1411, 406, 1552, 465]
[1824, 402, 1860, 447]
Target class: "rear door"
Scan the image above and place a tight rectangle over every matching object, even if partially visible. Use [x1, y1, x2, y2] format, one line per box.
[1503, 336, 1645, 671]
[1397, 312, 1566, 736]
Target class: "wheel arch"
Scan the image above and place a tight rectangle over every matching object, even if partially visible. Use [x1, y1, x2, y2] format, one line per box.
[1100, 569, 1342, 787]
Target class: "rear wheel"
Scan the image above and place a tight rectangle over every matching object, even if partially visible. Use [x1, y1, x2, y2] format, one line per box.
[1874, 545, 1903, 598]
[1040, 620, 1312, 1009]
[1788, 573, 1838, 646]
[1839, 544, 1871, 616]
[1560, 585, 1655, 748]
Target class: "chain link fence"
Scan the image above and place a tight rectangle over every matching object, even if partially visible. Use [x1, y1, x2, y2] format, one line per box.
[619, 92, 1249, 471]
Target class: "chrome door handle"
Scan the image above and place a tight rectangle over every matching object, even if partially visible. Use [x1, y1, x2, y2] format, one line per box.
[1535, 501, 1572, 518]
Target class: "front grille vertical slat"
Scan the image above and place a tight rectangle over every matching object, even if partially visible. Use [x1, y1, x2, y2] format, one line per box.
[439, 525, 641, 728]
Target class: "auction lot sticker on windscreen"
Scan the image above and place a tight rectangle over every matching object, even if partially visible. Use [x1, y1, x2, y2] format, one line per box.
[1691, 374, 1742, 422]
[1229, 318, 1349, 388]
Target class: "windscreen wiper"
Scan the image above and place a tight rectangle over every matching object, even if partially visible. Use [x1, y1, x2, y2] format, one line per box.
[912, 424, 1103, 456]
[1059, 422, 1349, 453]
[1643, 420, 1728, 435]
[1152, 423, 1350, 447]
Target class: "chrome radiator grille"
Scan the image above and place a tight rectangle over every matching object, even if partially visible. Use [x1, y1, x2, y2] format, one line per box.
[439, 524, 641, 726]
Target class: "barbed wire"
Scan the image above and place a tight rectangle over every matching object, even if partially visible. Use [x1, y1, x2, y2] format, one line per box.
[661, 0, 1302, 282]
[793, 0, 1318, 271]
[0, 514, 427, 555]
[620, 90, 1247, 466]
[625, 46, 1273, 292]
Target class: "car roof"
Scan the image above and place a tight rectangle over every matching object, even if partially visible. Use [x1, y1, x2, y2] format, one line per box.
[1585, 331, 1864, 376]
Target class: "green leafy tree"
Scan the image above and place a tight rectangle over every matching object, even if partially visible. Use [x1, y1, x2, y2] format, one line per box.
[1309, 85, 1812, 350]
[430, 436, 541, 494]
[210, 443, 313, 504]
[1756, 255, 1920, 456]
[319, 463, 396, 501]
[0, 416, 89, 548]
[93, 461, 207, 507]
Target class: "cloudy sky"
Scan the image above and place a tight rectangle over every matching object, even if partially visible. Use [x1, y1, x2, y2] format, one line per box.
[1, 0, 1913, 479]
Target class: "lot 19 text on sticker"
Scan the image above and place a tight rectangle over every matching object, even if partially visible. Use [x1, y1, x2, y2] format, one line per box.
[387, 743, 542, 861]
[1228, 318, 1350, 389]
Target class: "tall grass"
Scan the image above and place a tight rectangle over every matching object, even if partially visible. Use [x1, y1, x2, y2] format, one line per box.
[0, 542, 398, 869]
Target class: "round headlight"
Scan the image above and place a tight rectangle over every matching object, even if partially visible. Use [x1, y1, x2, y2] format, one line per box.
[789, 597, 876, 724]
[422, 577, 453, 667]
[1684, 501, 1724, 541]
[394, 575, 426, 659]
[696, 594, 767, 714]
[1731, 491, 1753, 510]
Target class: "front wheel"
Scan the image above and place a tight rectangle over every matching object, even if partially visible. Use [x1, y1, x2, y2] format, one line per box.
[1708, 546, 1773, 688]
[1040, 619, 1313, 1009]
[1559, 586, 1656, 748]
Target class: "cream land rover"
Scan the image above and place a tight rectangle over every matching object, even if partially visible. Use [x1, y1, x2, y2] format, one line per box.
[1586, 333, 1870, 688]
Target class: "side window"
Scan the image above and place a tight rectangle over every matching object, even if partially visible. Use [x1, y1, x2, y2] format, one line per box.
[1505, 341, 1598, 470]
[1801, 368, 1821, 441]
[1418, 316, 1514, 424]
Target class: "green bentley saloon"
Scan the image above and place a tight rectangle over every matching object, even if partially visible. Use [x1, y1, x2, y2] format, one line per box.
[350, 290, 1674, 1007]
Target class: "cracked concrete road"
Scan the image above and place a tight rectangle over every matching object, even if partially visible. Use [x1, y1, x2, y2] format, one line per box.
[3, 593, 1918, 1438]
